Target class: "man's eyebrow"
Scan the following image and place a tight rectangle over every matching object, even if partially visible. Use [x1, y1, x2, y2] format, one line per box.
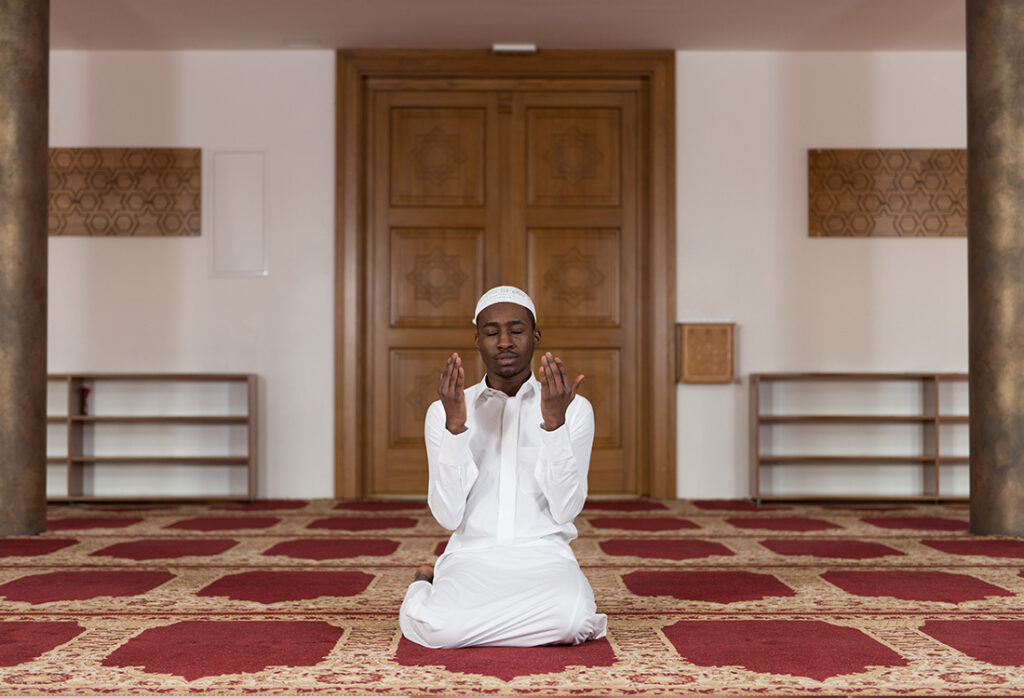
[480, 319, 526, 328]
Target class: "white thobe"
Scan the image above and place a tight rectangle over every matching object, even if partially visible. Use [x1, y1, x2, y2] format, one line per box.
[399, 374, 608, 648]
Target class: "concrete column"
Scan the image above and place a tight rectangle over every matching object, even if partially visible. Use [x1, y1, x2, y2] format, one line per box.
[0, 0, 49, 536]
[967, 0, 1024, 535]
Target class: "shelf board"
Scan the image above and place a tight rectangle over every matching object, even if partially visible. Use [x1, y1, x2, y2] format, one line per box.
[69, 456, 249, 465]
[759, 455, 936, 465]
[759, 415, 937, 424]
[756, 494, 966, 502]
[46, 457, 68, 464]
[46, 416, 68, 424]
[70, 415, 249, 425]
[59, 373, 253, 382]
[754, 372, 966, 381]
[48, 495, 251, 502]
[938, 456, 970, 465]
[938, 416, 969, 424]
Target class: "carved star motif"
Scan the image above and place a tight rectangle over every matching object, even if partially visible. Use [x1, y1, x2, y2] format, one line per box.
[409, 127, 467, 185]
[543, 247, 605, 307]
[407, 247, 468, 308]
[405, 372, 439, 414]
[544, 127, 603, 183]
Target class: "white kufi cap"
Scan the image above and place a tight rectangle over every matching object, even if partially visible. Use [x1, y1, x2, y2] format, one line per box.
[473, 285, 536, 325]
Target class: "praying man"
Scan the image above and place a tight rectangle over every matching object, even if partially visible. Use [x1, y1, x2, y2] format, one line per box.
[399, 285, 608, 648]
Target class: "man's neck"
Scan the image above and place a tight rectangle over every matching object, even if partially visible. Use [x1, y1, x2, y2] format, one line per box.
[485, 370, 531, 397]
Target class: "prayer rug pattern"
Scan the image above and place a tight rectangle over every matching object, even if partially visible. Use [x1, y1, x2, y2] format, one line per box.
[1, 500, 1023, 694]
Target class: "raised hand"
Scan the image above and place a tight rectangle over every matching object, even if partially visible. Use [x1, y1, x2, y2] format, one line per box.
[538, 352, 584, 431]
[438, 352, 467, 434]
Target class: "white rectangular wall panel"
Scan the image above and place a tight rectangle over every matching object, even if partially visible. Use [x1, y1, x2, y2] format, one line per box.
[212, 151, 267, 276]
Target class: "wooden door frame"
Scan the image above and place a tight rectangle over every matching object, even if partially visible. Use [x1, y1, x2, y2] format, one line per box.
[335, 49, 676, 499]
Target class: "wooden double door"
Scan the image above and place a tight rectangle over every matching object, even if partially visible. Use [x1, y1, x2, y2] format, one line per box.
[337, 52, 676, 499]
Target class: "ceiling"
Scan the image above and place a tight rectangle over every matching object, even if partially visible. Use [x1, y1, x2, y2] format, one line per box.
[51, 0, 965, 52]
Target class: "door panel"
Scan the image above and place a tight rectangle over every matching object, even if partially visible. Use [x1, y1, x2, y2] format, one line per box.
[526, 107, 622, 207]
[526, 228, 621, 327]
[389, 228, 484, 326]
[389, 107, 486, 207]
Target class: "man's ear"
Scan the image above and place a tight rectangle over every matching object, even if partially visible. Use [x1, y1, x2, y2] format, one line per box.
[533, 327, 542, 345]
[474, 332, 480, 350]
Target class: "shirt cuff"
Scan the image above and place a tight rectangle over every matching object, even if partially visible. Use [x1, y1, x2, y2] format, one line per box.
[538, 421, 573, 462]
[439, 424, 473, 464]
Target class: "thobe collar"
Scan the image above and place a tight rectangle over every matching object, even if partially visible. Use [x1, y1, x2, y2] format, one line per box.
[475, 373, 539, 404]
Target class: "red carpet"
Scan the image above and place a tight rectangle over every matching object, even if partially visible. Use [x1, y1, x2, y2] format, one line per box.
[662, 619, 908, 681]
[1, 499, 1022, 694]
[921, 621, 1024, 666]
[101, 621, 345, 681]
[196, 571, 375, 602]
[622, 570, 795, 602]
[90, 538, 238, 560]
[821, 570, 1014, 603]
[165, 516, 282, 531]
[759, 538, 905, 559]
[726, 516, 842, 531]
[923, 538, 1024, 558]
[306, 516, 418, 531]
[262, 538, 400, 560]
[588, 516, 699, 531]
[0, 570, 174, 604]
[0, 538, 78, 557]
[599, 538, 734, 560]
[0, 622, 85, 667]
[46, 516, 144, 531]
[863, 516, 969, 532]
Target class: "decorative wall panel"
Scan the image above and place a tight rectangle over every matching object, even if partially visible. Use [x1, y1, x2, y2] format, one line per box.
[527, 108, 621, 206]
[389, 350, 482, 447]
[527, 229, 620, 327]
[679, 323, 735, 384]
[389, 108, 485, 207]
[48, 148, 201, 236]
[808, 149, 966, 237]
[390, 229, 484, 326]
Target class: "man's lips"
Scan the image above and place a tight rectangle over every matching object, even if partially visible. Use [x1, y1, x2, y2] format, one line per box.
[496, 354, 518, 365]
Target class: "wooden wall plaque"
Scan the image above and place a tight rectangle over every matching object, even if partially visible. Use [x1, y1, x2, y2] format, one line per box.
[48, 148, 201, 236]
[808, 148, 966, 237]
[678, 322, 735, 384]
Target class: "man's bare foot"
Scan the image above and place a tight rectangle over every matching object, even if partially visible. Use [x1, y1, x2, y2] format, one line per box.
[413, 565, 434, 583]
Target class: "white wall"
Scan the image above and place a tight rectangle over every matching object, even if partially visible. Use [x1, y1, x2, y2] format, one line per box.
[49, 51, 336, 498]
[675, 52, 968, 498]
[49, 49, 968, 500]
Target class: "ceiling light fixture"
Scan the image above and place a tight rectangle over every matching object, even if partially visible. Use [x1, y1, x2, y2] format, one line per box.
[491, 43, 537, 54]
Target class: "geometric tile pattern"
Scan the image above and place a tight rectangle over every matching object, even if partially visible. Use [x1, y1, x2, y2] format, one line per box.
[5, 500, 1024, 694]
[48, 147, 201, 236]
[808, 149, 966, 237]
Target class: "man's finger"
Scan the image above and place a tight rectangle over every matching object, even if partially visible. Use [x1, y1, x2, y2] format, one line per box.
[571, 374, 585, 396]
[440, 353, 458, 397]
[554, 356, 569, 392]
[439, 359, 451, 396]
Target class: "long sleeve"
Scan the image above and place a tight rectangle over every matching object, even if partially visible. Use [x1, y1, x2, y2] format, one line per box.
[424, 400, 479, 530]
[533, 396, 595, 524]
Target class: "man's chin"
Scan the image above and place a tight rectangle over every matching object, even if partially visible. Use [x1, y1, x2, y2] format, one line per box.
[493, 364, 528, 379]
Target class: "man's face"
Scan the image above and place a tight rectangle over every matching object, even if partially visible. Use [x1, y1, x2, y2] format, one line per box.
[474, 302, 540, 381]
